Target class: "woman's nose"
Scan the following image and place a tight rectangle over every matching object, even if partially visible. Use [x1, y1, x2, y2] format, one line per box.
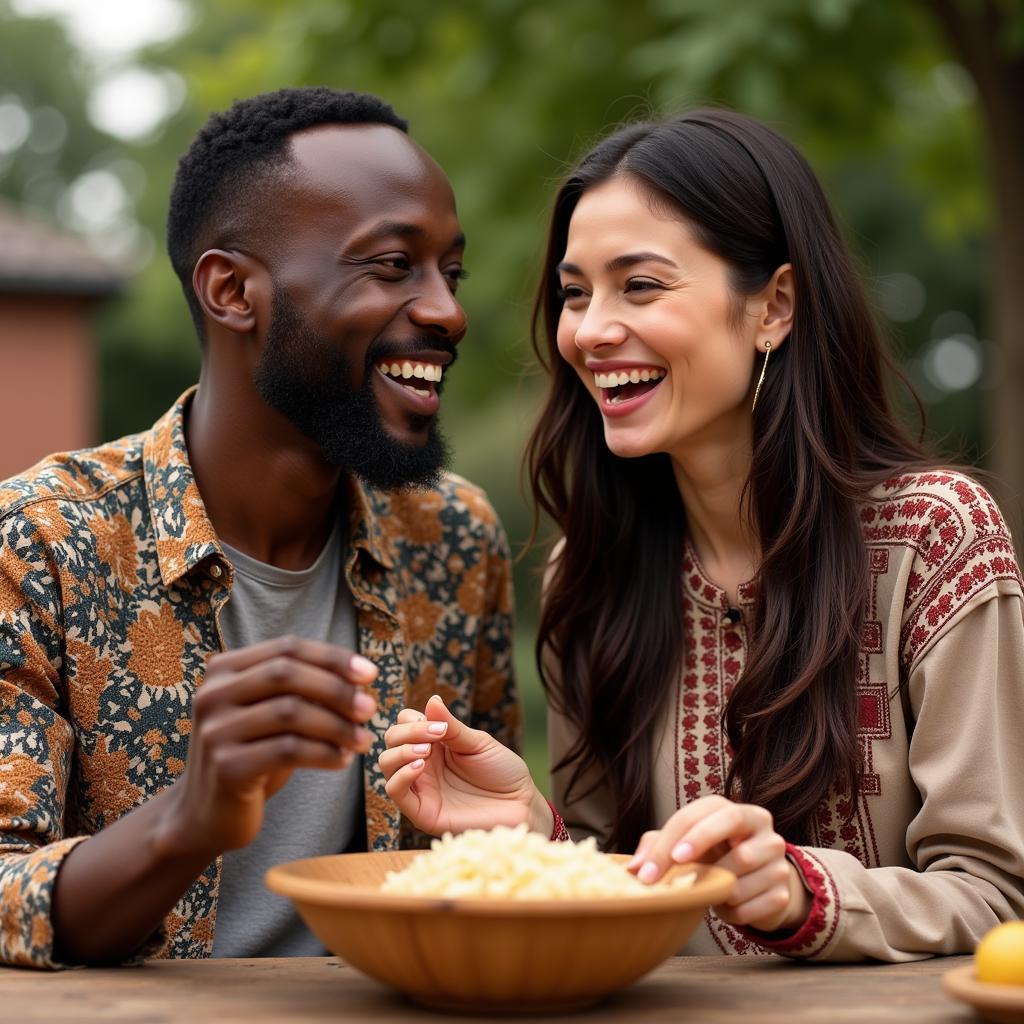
[573, 301, 628, 351]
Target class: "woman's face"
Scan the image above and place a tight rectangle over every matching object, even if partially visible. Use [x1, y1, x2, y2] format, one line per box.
[556, 176, 763, 462]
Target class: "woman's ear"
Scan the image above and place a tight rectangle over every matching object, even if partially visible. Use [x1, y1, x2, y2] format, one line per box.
[192, 249, 270, 335]
[757, 262, 795, 352]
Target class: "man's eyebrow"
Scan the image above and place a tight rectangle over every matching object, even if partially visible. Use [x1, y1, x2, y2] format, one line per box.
[358, 220, 466, 249]
[557, 252, 678, 275]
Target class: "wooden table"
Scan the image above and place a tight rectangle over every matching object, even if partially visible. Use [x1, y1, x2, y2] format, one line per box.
[0, 955, 978, 1023]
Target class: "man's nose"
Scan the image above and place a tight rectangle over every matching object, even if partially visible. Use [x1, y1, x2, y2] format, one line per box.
[409, 270, 468, 342]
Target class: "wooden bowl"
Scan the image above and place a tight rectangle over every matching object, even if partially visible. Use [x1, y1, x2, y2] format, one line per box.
[944, 964, 1024, 1024]
[266, 850, 734, 1013]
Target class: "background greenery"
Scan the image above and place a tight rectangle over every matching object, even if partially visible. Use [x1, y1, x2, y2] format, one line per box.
[2, 0, 1019, 785]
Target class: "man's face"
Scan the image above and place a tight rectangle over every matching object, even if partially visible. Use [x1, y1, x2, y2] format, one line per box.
[252, 124, 468, 490]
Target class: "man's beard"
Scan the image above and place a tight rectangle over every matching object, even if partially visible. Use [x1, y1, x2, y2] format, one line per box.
[253, 287, 452, 491]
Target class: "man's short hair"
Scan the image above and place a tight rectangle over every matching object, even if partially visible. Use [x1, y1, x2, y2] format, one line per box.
[166, 86, 408, 337]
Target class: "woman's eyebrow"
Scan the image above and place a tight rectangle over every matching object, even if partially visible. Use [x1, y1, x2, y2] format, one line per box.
[557, 252, 679, 275]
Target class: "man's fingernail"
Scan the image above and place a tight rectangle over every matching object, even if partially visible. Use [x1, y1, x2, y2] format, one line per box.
[412, 743, 430, 755]
[354, 693, 376, 716]
[427, 722, 447, 735]
[671, 842, 694, 862]
[351, 655, 377, 677]
[638, 861, 660, 884]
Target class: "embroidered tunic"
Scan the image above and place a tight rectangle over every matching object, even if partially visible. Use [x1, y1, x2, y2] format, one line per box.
[550, 470, 1024, 960]
[0, 390, 519, 968]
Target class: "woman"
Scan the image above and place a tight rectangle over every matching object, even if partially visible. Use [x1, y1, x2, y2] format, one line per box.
[380, 109, 1024, 960]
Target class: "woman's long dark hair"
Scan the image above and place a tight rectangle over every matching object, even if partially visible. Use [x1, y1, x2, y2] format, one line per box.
[527, 110, 931, 851]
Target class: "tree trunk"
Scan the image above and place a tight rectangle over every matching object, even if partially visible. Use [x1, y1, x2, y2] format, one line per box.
[931, 0, 1024, 540]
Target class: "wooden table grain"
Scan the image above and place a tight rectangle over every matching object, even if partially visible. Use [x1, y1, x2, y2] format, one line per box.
[0, 954, 978, 1023]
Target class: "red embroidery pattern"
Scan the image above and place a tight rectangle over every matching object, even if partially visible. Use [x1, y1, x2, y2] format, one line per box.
[738, 844, 839, 956]
[547, 801, 570, 843]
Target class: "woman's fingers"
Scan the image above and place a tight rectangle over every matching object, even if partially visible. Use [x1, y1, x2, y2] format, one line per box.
[378, 742, 435, 779]
[716, 831, 787, 880]
[634, 799, 746, 883]
[383, 719, 448, 750]
[424, 695, 489, 754]
[715, 877, 792, 928]
[717, 857, 791, 911]
[626, 830, 661, 872]
[383, 757, 428, 804]
[396, 707, 426, 725]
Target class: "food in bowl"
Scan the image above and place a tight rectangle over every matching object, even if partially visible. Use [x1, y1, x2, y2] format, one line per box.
[380, 823, 696, 899]
[265, 844, 733, 1013]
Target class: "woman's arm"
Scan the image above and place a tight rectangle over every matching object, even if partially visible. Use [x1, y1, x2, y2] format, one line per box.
[751, 589, 1024, 961]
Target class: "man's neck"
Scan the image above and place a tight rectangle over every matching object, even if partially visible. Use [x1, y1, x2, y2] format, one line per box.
[185, 367, 345, 571]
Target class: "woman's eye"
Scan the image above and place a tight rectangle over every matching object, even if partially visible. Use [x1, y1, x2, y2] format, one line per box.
[557, 284, 587, 303]
[625, 278, 661, 294]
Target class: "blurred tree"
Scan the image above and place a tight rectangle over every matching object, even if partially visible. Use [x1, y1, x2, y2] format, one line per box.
[0, 1, 115, 216]
[1, 0, 1015, 781]
[931, 0, 1024, 521]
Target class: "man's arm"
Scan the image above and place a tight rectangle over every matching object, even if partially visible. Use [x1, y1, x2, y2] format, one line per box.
[50, 636, 379, 965]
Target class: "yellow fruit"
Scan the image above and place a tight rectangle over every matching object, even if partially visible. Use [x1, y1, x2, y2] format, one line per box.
[976, 922, 1024, 986]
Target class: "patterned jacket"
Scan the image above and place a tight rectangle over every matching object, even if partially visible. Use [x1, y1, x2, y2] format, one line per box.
[0, 389, 518, 968]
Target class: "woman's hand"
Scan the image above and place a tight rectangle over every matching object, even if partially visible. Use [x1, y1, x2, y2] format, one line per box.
[627, 795, 811, 933]
[379, 695, 552, 838]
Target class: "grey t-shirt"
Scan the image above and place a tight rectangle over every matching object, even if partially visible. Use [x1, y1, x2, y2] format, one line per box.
[210, 523, 364, 958]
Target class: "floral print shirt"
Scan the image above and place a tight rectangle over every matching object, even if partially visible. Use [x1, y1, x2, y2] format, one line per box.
[0, 389, 518, 968]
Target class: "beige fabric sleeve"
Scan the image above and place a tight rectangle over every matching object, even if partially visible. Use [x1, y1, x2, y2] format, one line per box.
[758, 585, 1024, 961]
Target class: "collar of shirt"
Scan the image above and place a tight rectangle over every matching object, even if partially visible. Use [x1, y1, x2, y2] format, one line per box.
[142, 387, 395, 588]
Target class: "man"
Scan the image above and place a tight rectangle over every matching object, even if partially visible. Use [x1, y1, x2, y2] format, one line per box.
[0, 87, 518, 968]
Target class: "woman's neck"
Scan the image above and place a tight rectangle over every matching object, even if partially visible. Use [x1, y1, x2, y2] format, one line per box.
[671, 434, 758, 607]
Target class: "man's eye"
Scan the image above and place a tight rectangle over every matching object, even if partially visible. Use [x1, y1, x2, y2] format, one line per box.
[375, 256, 411, 272]
[444, 267, 470, 290]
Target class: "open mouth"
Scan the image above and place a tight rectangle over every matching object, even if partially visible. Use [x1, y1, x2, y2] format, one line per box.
[594, 367, 665, 407]
[375, 359, 445, 399]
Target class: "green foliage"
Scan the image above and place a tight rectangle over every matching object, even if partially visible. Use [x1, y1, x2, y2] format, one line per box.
[1, 0, 1008, 782]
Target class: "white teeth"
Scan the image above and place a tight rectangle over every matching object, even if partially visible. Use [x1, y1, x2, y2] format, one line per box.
[594, 368, 664, 389]
[377, 362, 444, 384]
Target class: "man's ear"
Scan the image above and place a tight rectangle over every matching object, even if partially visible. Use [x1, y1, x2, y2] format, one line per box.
[192, 249, 270, 335]
[756, 262, 795, 352]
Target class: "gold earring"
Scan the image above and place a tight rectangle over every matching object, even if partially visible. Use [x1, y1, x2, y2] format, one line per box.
[751, 340, 772, 414]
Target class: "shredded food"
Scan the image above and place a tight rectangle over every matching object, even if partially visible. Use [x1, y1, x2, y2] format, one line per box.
[380, 823, 697, 899]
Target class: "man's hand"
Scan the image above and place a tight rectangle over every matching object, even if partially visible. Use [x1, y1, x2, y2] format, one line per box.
[159, 635, 378, 858]
[379, 695, 550, 837]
